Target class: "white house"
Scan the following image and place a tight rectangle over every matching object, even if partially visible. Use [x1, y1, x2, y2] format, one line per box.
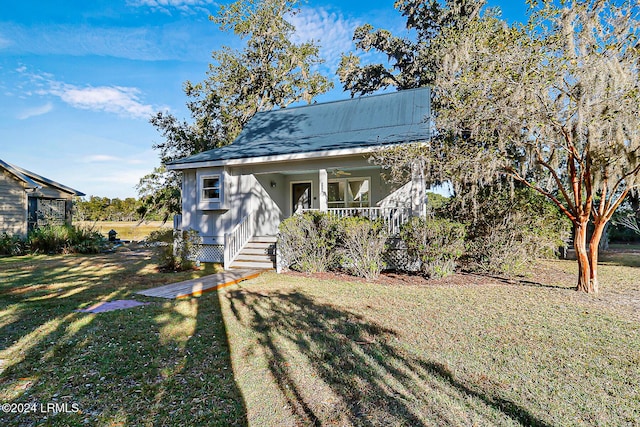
[167, 87, 431, 269]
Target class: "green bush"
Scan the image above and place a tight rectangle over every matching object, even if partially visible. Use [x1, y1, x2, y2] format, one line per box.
[147, 228, 202, 272]
[27, 224, 106, 255]
[278, 212, 339, 273]
[450, 187, 571, 274]
[337, 216, 387, 280]
[400, 217, 466, 278]
[0, 233, 27, 256]
[28, 225, 71, 254]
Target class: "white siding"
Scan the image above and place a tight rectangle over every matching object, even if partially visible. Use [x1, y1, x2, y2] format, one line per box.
[178, 154, 413, 241]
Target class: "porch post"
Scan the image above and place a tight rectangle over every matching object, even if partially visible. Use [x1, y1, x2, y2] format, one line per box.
[319, 169, 328, 212]
[410, 161, 426, 217]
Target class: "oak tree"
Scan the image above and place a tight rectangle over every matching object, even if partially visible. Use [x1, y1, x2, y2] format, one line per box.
[142, 0, 332, 217]
[337, 0, 485, 96]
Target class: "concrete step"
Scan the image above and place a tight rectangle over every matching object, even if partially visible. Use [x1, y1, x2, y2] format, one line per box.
[250, 236, 277, 243]
[243, 242, 274, 250]
[241, 247, 275, 255]
[230, 260, 275, 269]
[235, 254, 275, 262]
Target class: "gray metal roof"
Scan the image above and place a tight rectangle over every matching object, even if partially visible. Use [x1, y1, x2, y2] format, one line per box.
[0, 159, 85, 196]
[169, 87, 431, 166]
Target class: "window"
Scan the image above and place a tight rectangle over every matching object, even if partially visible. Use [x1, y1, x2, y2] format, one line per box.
[328, 181, 345, 208]
[201, 175, 221, 201]
[328, 178, 370, 208]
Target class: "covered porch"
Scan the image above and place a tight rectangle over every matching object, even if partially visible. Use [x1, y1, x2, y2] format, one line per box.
[222, 159, 427, 269]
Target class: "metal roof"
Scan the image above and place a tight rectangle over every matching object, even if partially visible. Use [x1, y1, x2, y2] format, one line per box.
[0, 159, 85, 196]
[169, 87, 431, 166]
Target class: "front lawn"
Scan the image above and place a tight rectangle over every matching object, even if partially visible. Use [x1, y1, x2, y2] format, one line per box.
[0, 250, 244, 426]
[0, 249, 638, 426]
[220, 261, 640, 426]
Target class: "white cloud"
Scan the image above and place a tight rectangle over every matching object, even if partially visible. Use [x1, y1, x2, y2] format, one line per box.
[17, 102, 53, 119]
[83, 154, 122, 163]
[13, 68, 157, 119]
[289, 7, 360, 72]
[51, 84, 155, 119]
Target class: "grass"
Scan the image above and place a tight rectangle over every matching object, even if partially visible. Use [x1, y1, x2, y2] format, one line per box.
[0, 250, 242, 426]
[76, 221, 171, 241]
[0, 249, 639, 426]
[218, 260, 640, 426]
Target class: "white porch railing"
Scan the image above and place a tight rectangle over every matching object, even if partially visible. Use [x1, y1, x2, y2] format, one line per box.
[301, 207, 411, 236]
[224, 211, 256, 269]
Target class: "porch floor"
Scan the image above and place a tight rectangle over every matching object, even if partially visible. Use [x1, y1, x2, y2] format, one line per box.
[136, 269, 264, 299]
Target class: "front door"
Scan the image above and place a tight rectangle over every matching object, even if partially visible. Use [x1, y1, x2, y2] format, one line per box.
[291, 182, 312, 214]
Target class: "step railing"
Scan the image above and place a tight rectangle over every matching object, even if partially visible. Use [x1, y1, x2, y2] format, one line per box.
[301, 207, 411, 236]
[224, 211, 256, 269]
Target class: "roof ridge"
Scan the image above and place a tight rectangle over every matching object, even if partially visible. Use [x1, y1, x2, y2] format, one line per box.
[0, 159, 84, 196]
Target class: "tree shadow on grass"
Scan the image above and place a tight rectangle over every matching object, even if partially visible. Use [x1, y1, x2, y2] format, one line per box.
[459, 271, 573, 291]
[226, 288, 552, 426]
[0, 252, 247, 426]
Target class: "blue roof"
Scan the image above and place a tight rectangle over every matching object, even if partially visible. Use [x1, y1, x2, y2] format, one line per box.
[169, 87, 431, 166]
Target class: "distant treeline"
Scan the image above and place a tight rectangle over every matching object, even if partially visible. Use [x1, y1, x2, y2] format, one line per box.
[73, 196, 166, 222]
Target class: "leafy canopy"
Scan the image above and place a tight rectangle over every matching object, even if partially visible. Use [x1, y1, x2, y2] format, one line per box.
[337, 0, 485, 96]
[141, 0, 333, 218]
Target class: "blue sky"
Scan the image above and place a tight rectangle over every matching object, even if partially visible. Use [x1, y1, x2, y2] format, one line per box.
[0, 0, 528, 199]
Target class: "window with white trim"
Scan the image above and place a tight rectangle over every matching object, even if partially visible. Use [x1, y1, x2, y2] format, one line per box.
[201, 175, 221, 201]
[328, 178, 370, 208]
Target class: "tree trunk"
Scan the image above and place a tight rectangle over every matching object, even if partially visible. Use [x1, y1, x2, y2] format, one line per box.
[574, 222, 594, 293]
[586, 219, 608, 294]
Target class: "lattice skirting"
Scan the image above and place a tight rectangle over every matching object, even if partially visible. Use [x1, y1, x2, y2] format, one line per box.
[383, 238, 420, 272]
[196, 244, 224, 263]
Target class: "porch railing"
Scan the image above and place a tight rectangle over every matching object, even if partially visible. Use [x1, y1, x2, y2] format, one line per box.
[301, 207, 411, 236]
[224, 211, 256, 269]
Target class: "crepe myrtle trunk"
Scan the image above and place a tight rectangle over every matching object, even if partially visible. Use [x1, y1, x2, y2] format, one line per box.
[573, 217, 609, 294]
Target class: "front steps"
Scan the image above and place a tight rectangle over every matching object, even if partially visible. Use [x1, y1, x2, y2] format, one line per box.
[229, 236, 277, 270]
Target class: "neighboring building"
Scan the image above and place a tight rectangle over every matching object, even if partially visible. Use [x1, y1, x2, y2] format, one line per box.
[0, 159, 85, 236]
[168, 87, 431, 268]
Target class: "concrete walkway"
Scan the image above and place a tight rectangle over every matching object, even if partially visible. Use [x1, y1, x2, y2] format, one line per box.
[136, 269, 264, 299]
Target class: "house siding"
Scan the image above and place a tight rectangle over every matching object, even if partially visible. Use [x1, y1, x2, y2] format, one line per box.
[179, 153, 410, 245]
[0, 170, 27, 236]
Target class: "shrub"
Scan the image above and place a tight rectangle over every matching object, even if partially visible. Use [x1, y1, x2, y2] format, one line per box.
[27, 224, 107, 255]
[400, 217, 466, 278]
[450, 186, 571, 274]
[68, 226, 107, 254]
[278, 212, 339, 273]
[337, 216, 387, 280]
[147, 228, 202, 272]
[28, 225, 71, 254]
[0, 233, 27, 256]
